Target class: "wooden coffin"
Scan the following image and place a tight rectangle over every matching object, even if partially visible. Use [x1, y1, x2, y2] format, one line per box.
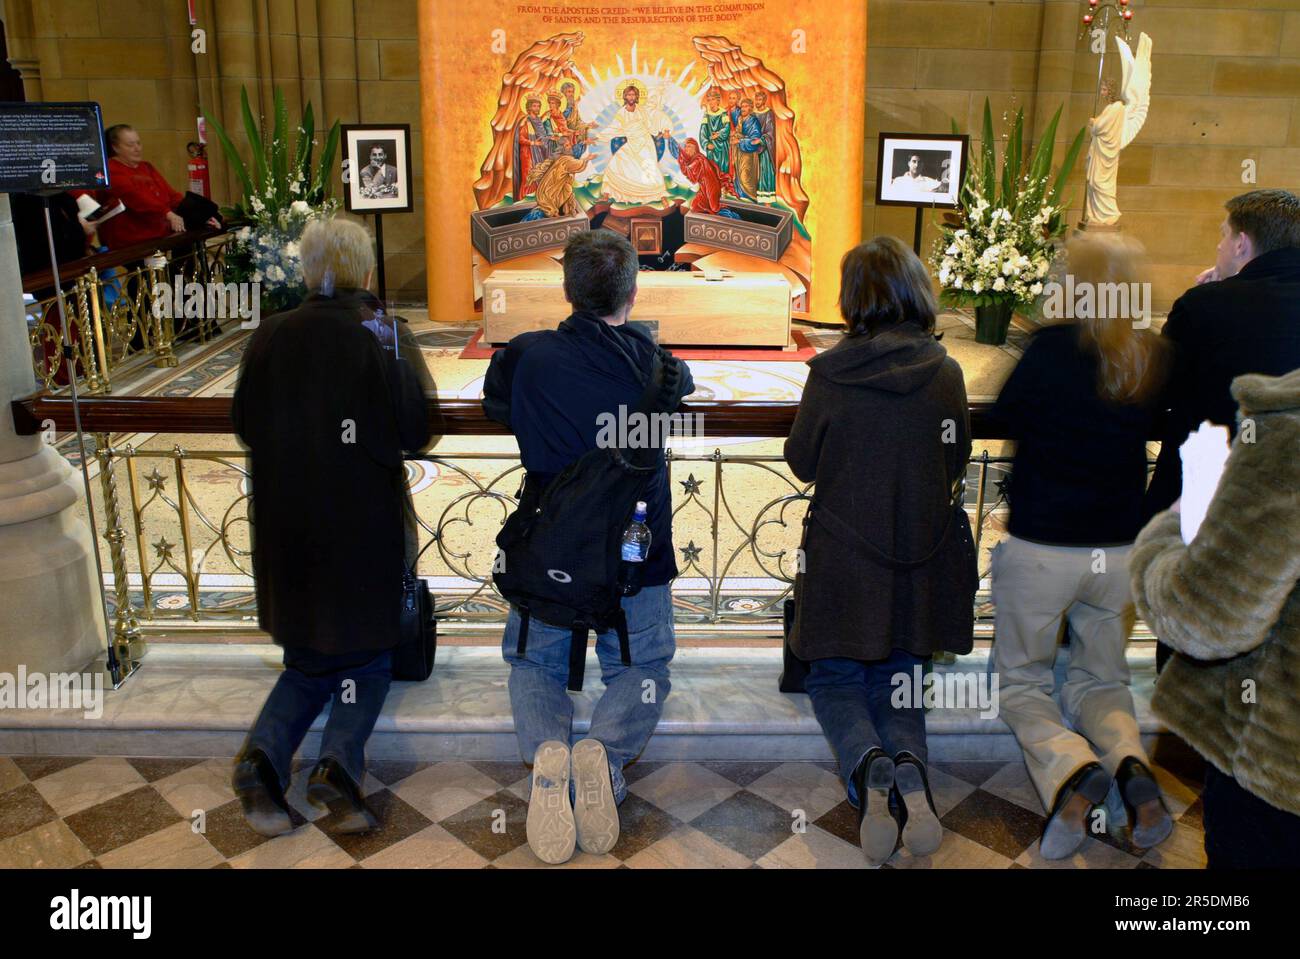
[683, 199, 794, 262]
[482, 268, 792, 346]
[469, 203, 589, 264]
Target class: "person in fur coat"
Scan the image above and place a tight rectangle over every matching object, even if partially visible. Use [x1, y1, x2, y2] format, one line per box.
[1131, 366, 1300, 868]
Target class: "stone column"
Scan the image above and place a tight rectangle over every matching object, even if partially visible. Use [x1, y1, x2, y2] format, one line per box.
[0, 193, 106, 676]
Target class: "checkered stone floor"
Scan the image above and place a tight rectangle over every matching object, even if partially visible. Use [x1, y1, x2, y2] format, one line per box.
[0, 749, 1208, 869]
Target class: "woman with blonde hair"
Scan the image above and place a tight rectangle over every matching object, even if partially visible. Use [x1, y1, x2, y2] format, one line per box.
[231, 216, 433, 836]
[990, 232, 1173, 860]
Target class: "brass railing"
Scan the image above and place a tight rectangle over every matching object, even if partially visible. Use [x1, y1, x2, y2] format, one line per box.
[24, 228, 235, 394]
[12, 395, 1159, 674]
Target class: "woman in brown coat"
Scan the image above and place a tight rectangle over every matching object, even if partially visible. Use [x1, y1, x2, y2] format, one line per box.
[785, 236, 977, 865]
[1131, 367, 1300, 868]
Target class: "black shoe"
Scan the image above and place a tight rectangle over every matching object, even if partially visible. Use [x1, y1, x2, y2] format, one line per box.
[893, 751, 943, 857]
[851, 748, 898, 867]
[306, 758, 379, 834]
[1041, 761, 1111, 860]
[1116, 756, 1173, 849]
[232, 748, 294, 838]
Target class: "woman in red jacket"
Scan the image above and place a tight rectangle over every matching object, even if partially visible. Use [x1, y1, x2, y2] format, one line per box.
[96, 124, 218, 247]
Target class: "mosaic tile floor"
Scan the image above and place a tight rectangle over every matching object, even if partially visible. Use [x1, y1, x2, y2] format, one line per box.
[0, 748, 1207, 869]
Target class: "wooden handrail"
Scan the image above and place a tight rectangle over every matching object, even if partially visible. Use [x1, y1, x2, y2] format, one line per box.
[21, 227, 229, 294]
[13, 392, 1022, 439]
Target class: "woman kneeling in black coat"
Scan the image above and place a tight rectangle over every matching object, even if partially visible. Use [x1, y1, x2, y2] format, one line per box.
[230, 216, 434, 836]
[785, 236, 977, 866]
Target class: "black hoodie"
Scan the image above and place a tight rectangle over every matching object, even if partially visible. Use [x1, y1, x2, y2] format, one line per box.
[784, 324, 976, 662]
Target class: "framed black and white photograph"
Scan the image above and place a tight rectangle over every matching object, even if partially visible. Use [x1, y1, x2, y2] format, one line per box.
[875, 133, 969, 209]
[341, 123, 413, 214]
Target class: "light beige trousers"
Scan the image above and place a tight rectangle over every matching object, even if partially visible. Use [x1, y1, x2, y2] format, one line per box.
[990, 535, 1150, 810]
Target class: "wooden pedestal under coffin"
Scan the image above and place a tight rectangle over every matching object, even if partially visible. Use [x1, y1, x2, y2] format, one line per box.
[470, 203, 588, 264]
[482, 268, 792, 346]
[683, 199, 793, 262]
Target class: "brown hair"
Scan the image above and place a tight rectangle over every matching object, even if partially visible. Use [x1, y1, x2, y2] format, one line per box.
[1225, 189, 1300, 255]
[562, 230, 638, 317]
[838, 235, 937, 337]
[1063, 233, 1168, 405]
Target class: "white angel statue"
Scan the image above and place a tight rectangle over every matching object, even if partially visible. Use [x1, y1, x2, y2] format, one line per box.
[1084, 32, 1153, 226]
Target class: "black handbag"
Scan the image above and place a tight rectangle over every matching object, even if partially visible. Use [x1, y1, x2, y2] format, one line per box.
[779, 597, 809, 694]
[392, 564, 437, 681]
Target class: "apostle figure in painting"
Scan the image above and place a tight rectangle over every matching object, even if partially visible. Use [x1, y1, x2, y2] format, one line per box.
[726, 90, 742, 176]
[667, 137, 740, 218]
[543, 93, 576, 157]
[753, 89, 777, 205]
[514, 96, 549, 198]
[521, 153, 593, 220]
[561, 81, 590, 159]
[700, 87, 731, 174]
[734, 98, 764, 203]
[591, 82, 672, 205]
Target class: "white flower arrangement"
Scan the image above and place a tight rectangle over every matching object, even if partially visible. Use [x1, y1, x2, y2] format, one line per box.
[930, 184, 1061, 310]
[929, 99, 1087, 320]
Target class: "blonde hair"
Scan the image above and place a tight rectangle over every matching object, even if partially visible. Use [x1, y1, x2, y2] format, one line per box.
[299, 216, 375, 292]
[1062, 233, 1167, 405]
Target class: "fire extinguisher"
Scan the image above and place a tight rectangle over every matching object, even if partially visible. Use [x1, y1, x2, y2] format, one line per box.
[186, 141, 211, 198]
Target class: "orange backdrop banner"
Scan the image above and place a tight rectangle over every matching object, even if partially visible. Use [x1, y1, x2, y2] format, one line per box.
[419, 0, 867, 326]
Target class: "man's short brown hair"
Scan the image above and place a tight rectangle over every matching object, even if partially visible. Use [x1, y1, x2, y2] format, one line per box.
[1225, 189, 1300, 255]
[562, 230, 639, 317]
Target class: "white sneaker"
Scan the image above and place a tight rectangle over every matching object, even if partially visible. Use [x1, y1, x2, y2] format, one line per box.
[572, 738, 620, 855]
[526, 740, 576, 864]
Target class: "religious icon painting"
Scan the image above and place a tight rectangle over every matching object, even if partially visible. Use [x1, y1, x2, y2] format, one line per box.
[342, 124, 414, 214]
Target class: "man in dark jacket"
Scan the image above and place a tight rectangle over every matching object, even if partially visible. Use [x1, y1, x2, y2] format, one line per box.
[230, 218, 433, 837]
[1146, 189, 1300, 517]
[1143, 189, 1300, 671]
[483, 230, 693, 864]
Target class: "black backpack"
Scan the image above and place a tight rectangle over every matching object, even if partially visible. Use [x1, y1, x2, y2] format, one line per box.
[493, 348, 682, 691]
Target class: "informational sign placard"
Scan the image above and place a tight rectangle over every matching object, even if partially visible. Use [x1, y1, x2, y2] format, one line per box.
[0, 102, 109, 194]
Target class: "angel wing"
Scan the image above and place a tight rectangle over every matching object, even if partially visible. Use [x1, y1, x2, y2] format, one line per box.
[1117, 32, 1153, 149]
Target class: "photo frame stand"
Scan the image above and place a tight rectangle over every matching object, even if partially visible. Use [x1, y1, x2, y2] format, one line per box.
[373, 212, 387, 303]
[912, 207, 924, 257]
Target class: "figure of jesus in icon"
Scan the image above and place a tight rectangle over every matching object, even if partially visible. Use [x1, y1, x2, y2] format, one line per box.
[591, 82, 673, 205]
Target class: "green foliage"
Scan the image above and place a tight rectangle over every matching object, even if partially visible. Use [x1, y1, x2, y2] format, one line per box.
[960, 98, 1087, 236]
[203, 85, 341, 220]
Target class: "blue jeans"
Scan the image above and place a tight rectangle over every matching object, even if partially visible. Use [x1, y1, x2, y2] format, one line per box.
[243, 647, 393, 789]
[805, 650, 929, 806]
[502, 585, 676, 804]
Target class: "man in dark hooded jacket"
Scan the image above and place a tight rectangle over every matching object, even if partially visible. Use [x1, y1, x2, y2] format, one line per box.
[483, 230, 693, 864]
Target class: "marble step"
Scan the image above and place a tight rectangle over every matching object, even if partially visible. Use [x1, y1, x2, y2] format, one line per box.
[0, 644, 1171, 763]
